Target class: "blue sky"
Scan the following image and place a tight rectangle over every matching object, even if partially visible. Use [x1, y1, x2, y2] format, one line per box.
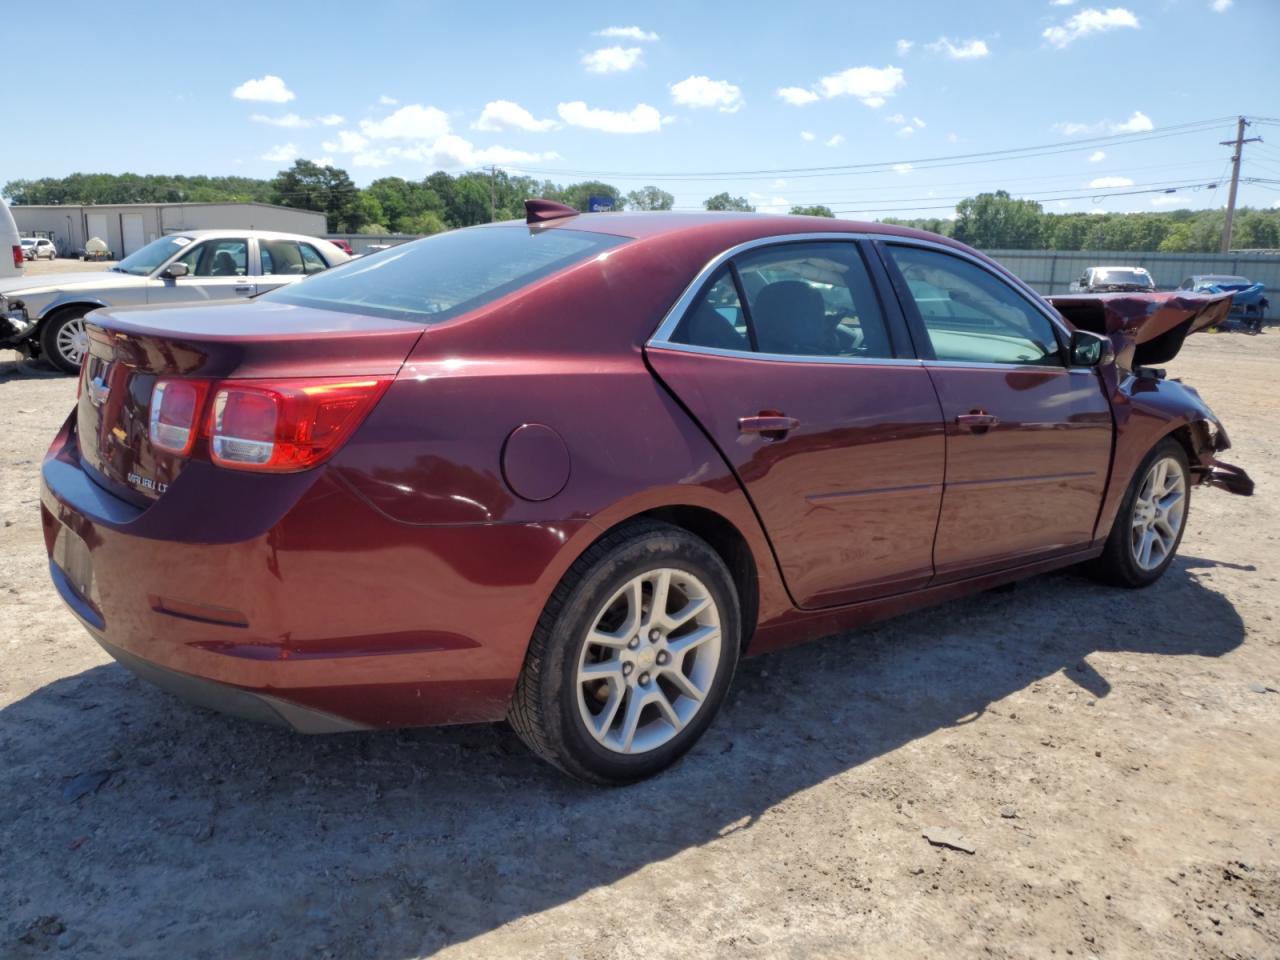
[8, 0, 1280, 219]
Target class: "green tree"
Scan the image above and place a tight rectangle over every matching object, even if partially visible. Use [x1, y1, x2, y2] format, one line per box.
[952, 190, 1044, 249]
[269, 160, 364, 232]
[789, 204, 835, 217]
[400, 211, 449, 235]
[553, 181, 626, 213]
[703, 192, 755, 212]
[626, 185, 675, 211]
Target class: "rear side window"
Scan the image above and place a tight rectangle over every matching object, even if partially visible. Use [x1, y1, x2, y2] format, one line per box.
[263, 226, 628, 323]
[672, 241, 894, 359]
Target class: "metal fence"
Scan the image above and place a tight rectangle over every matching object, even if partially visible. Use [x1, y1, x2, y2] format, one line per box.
[984, 249, 1280, 297]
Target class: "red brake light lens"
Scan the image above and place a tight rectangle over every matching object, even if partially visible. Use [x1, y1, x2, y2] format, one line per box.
[208, 377, 392, 472]
[11, 245, 21, 269]
[149, 379, 205, 455]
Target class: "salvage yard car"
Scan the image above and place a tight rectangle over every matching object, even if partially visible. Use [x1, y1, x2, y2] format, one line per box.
[39, 202, 1254, 784]
[21, 237, 57, 260]
[1070, 265, 1156, 293]
[1, 229, 350, 373]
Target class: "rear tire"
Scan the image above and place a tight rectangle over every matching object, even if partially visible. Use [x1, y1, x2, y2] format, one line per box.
[1090, 438, 1190, 588]
[509, 520, 740, 784]
[39, 309, 90, 374]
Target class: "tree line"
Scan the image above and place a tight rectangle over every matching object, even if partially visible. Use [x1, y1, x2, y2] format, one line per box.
[5, 170, 1278, 252]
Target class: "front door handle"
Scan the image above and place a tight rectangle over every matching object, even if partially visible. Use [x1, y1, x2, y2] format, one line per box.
[739, 413, 799, 441]
[234, 285, 254, 295]
[955, 412, 1000, 434]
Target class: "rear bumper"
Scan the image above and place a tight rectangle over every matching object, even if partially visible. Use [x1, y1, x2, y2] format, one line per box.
[41, 415, 588, 730]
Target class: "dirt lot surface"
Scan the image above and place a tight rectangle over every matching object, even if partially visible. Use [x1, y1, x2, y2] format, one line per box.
[1, 331, 1277, 960]
[19, 258, 117, 277]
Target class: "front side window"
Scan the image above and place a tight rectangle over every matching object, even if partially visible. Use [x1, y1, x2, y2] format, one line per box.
[114, 235, 193, 276]
[260, 239, 306, 276]
[175, 239, 249, 277]
[886, 245, 1062, 366]
[671, 241, 894, 359]
[263, 225, 628, 324]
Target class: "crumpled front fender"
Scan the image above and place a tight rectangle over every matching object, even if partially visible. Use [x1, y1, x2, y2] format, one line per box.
[1048, 291, 1234, 368]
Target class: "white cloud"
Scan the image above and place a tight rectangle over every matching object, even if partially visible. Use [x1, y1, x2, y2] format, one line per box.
[893, 163, 913, 175]
[1111, 109, 1153, 132]
[670, 76, 743, 112]
[826, 134, 844, 147]
[913, 116, 926, 128]
[353, 152, 391, 169]
[1089, 175, 1135, 188]
[233, 75, 294, 103]
[348, 137, 560, 170]
[360, 104, 451, 140]
[1089, 150, 1106, 162]
[927, 37, 990, 59]
[947, 132, 958, 142]
[379, 95, 398, 105]
[1150, 195, 1183, 207]
[800, 130, 816, 141]
[1210, 0, 1231, 10]
[777, 86, 820, 106]
[897, 125, 916, 136]
[887, 113, 906, 124]
[749, 192, 790, 214]
[1055, 110, 1153, 136]
[582, 46, 643, 73]
[596, 25, 659, 41]
[322, 130, 369, 153]
[251, 112, 310, 128]
[261, 143, 299, 163]
[317, 114, 344, 126]
[315, 156, 334, 167]
[896, 39, 914, 55]
[1051, 0, 1077, 5]
[557, 100, 662, 134]
[817, 65, 905, 107]
[1043, 7, 1140, 48]
[473, 100, 557, 132]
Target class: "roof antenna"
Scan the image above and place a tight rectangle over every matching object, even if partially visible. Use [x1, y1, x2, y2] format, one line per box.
[525, 199, 580, 224]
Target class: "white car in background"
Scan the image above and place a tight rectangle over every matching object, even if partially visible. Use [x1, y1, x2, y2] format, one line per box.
[1, 200, 21, 279]
[21, 237, 58, 260]
[0, 229, 350, 372]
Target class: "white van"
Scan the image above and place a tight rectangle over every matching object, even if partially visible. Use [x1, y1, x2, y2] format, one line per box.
[0, 199, 21, 278]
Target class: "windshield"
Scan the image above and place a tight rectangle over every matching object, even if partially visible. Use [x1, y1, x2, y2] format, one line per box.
[1094, 269, 1153, 288]
[21, 239, 34, 246]
[263, 225, 629, 323]
[114, 235, 194, 276]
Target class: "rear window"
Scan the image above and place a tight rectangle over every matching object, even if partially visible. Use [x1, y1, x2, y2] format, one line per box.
[262, 225, 629, 323]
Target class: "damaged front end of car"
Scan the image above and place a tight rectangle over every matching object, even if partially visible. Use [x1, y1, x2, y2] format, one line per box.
[1049, 290, 1254, 498]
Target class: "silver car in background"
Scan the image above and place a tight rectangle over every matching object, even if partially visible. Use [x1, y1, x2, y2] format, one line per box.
[0, 229, 350, 372]
[21, 237, 58, 260]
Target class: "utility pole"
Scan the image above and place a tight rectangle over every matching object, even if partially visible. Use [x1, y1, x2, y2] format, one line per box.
[489, 165, 497, 223]
[1219, 116, 1262, 252]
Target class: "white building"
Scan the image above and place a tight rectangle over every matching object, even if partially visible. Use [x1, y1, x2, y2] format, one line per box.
[11, 202, 327, 258]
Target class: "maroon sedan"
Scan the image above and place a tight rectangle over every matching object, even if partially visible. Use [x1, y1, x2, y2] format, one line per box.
[41, 202, 1253, 783]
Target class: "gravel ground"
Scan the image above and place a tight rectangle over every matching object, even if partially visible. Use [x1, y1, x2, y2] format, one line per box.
[0, 330, 1277, 960]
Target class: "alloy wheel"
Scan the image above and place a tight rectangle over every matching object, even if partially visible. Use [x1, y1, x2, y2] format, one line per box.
[1130, 456, 1187, 571]
[55, 317, 88, 369]
[575, 568, 723, 755]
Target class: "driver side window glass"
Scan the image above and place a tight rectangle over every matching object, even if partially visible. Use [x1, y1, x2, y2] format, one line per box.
[887, 245, 1062, 366]
[175, 239, 248, 277]
[260, 240, 307, 276]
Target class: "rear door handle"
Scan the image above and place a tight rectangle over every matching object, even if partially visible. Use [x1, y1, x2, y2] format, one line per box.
[955, 412, 1000, 433]
[739, 414, 799, 441]
[234, 285, 254, 295]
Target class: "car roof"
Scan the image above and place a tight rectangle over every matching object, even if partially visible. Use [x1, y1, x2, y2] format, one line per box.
[1092, 265, 1149, 271]
[165, 228, 333, 243]
[495, 210, 973, 251]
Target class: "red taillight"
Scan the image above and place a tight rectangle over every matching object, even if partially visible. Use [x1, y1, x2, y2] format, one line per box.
[207, 377, 392, 472]
[11, 245, 21, 269]
[149, 379, 206, 455]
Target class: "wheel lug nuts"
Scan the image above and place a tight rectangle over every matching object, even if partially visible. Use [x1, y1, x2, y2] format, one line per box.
[628, 637, 640, 649]
[639, 672, 651, 685]
[622, 662, 633, 677]
[656, 651, 670, 666]
[648, 628, 661, 642]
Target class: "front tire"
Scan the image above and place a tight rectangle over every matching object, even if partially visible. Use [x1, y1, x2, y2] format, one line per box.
[509, 520, 740, 784]
[39, 309, 90, 374]
[1090, 438, 1190, 588]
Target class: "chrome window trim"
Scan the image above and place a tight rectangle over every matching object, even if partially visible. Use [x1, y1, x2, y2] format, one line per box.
[646, 231, 879, 350]
[876, 234, 1075, 344]
[921, 358, 1100, 374]
[649, 339, 925, 367]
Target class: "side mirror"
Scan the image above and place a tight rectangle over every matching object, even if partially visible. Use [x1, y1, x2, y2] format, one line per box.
[163, 262, 189, 279]
[1069, 329, 1114, 367]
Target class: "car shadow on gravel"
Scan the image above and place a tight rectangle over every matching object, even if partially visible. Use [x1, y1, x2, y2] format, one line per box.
[0, 557, 1245, 957]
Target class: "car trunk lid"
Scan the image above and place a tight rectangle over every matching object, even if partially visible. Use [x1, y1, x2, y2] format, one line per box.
[76, 300, 424, 504]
